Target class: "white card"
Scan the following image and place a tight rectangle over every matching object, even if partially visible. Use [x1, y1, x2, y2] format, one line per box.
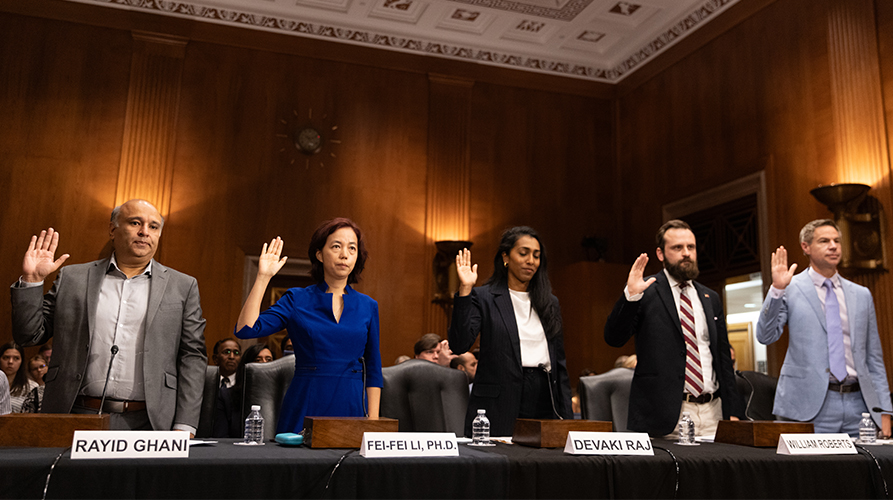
[360, 432, 460, 458]
[71, 431, 189, 459]
[564, 432, 654, 455]
[776, 433, 857, 455]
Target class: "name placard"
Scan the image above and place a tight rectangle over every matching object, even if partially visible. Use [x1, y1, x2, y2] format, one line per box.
[359, 432, 459, 458]
[564, 432, 654, 456]
[776, 433, 856, 455]
[71, 431, 189, 459]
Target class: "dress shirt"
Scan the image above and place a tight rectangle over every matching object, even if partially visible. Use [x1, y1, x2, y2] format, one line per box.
[625, 269, 718, 394]
[768, 267, 857, 382]
[508, 289, 551, 370]
[80, 254, 151, 400]
[219, 373, 236, 388]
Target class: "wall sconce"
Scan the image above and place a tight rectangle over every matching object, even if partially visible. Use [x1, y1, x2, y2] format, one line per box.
[432, 240, 473, 305]
[810, 183, 885, 271]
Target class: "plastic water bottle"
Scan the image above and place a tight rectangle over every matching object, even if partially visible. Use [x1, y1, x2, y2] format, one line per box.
[859, 412, 877, 444]
[471, 409, 492, 446]
[244, 405, 264, 445]
[677, 412, 695, 445]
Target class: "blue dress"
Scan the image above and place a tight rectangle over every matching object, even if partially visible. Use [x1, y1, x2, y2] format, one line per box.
[235, 282, 383, 433]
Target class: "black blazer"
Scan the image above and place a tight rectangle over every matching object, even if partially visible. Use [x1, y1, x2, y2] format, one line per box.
[604, 271, 743, 436]
[449, 283, 573, 437]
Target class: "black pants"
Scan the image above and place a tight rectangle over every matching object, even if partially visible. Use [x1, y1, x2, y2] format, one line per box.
[519, 367, 557, 419]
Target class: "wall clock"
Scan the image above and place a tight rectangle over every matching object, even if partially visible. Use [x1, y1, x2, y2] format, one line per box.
[276, 108, 340, 169]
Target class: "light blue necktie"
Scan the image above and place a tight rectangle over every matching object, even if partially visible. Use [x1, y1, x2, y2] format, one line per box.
[823, 279, 847, 382]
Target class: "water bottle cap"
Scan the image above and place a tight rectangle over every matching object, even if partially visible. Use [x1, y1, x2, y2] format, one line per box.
[682, 411, 690, 416]
[251, 405, 261, 411]
[863, 412, 871, 417]
[477, 409, 486, 414]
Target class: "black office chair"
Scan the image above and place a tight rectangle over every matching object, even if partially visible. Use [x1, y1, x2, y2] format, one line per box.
[735, 370, 778, 421]
[380, 359, 469, 435]
[194, 365, 219, 438]
[241, 357, 295, 440]
[578, 368, 633, 431]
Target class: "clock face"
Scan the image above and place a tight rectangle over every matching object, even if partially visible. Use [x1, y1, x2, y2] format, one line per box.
[295, 127, 322, 155]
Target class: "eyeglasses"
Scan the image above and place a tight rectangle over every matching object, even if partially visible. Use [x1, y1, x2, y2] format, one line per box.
[221, 349, 241, 356]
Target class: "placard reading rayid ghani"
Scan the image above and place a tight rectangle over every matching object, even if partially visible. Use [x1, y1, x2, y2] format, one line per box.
[71, 430, 189, 459]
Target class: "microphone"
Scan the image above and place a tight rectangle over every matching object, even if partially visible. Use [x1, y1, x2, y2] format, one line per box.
[98, 345, 119, 416]
[359, 357, 367, 417]
[735, 370, 756, 421]
[538, 363, 563, 420]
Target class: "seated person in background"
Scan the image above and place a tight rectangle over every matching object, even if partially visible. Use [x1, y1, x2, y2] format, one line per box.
[212, 338, 242, 389]
[38, 343, 52, 366]
[280, 336, 294, 357]
[393, 355, 411, 365]
[213, 342, 278, 438]
[0, 373, 10, 415]
[22, 355, 48, 413]
[451, 352, 478, 387]
[622, 354, 637, 370]
[242, 343, 275, 364]
[614, 355, 629, 369]
[414, 334, 444, 364]
[1, 342, 37, 413]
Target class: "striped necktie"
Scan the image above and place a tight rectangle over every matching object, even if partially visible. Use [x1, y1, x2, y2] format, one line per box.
[679, 282, 704, 396]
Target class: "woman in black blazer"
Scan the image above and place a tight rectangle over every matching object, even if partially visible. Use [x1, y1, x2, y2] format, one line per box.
[449, 226, 572, 437]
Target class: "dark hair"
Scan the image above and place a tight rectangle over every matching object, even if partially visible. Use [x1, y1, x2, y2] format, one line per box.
[655, 219, 693, 251]
[308, 218, 368, 285]
[1, 342, 29, 397]
[486, 226, 560, 340]
[241, 344, 274, 367]
[279, 335, 292, 354]
[414, 334, 442, 356]
[213, 338, 240, 357]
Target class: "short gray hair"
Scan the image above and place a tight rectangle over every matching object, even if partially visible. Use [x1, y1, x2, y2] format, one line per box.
[110, 200, 165, 229]
[799, 219, 839, 245]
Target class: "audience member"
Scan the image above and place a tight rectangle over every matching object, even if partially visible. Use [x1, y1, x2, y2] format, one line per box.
[22, 355, 48, 413]
[212, 338, 242, 389]
[242, 343, 275, 364]
[38, 343, 52, 365]
[1, 342, 38, 413]
[450, 352, 478, 385]
[393, 355, 411, 365]
[730, 346, 737, 370]
[613, 355, 629, 369]
[414, 334, 444, 363]
[280, 336, 294, 357]
[605, 219, 743, 437]
[622, 354, 638, 369]
[10, 200, 207, 433]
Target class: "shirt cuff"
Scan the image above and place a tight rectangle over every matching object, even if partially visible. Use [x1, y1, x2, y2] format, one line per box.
[768, 285, 785, 299]
[623, 285, 643, 302]
[173, 423, 196, 435]
[14, 277, 44, 288]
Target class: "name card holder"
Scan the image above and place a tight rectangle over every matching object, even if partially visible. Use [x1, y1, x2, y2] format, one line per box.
[776, 433, 857, 455]
[564, 432, 654, 456]
[71, 430, 189, 459]
[360, 432, 459, 458]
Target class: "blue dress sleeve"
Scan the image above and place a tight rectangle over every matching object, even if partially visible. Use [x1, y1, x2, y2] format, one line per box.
[234, 289, 294, 339]
[364, 299, 383, 388]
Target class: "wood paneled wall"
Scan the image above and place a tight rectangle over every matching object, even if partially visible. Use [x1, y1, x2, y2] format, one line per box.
[617, 0, 893, 382]
[0, 7, 614, 376]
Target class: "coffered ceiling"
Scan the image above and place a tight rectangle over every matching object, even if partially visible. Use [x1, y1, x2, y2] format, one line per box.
[67, 0, 740, 83]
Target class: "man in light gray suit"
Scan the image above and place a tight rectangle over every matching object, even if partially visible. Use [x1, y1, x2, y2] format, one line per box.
[11, 200, 207, 435]
[757, 219, 891, 437]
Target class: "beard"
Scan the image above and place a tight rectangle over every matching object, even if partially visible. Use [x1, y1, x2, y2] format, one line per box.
[665, 257, 699, 282]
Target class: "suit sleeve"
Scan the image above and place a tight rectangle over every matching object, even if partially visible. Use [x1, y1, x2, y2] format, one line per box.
[364, 300, 383, 388]
[551, 299, 574, 419]
[173, 277, 208, 431]
[10, 273, 59, 347]
[604, 292, 641, 348]
[865, 292, 892, 412]
[756, 291, 787, 345]
[449, 289, 483, 355]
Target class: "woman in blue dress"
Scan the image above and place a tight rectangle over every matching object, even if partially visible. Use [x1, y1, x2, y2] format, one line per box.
[235, 218, 382, 434]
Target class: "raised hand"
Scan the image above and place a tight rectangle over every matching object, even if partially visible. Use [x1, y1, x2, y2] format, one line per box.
[22, 228, 70, 283]
[456, 248, 478, 297]
[257, 237, 288, 280]
[770, 246, 797, 290]
[627, 253, 656, 296]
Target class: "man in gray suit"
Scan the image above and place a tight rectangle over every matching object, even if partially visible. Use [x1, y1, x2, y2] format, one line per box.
[11, 200, 207, 434]
[757, 219, 891, 437]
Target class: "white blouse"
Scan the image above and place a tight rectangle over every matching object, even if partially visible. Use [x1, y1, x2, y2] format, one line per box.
[509, 289, 551, 370]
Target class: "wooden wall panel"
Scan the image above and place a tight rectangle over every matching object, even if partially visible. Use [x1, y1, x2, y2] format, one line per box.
[0, 14, 132, 358]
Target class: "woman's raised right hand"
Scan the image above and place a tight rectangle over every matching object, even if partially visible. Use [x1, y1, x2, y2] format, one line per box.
[257, 237, 288, 279]
[456, 248, 478, 296]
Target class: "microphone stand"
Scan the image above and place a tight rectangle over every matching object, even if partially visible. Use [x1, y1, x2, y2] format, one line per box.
[538, 364, 563, 420]
[98, 345, 119, 415]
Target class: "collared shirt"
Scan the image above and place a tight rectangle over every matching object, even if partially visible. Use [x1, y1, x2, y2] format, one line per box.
[508, 289, 551, 370]
[80, 254, 151, 400]
[625, 270, 718, 394]
[769, 267, 856, 382]
[219, 373, 236, 388]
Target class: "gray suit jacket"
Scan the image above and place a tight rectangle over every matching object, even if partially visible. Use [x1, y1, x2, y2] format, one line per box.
[10, 258, 207, 431]
[756, 270, 892, 425]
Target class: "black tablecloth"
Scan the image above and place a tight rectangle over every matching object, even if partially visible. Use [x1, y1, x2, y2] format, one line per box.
[3, 438, 893, 499]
